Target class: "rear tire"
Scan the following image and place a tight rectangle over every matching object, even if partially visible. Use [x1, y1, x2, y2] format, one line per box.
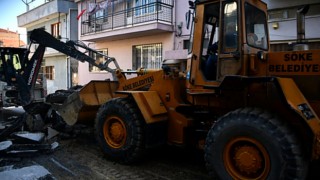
[95, 97, 145, 164]
[204, 108, 308, 180]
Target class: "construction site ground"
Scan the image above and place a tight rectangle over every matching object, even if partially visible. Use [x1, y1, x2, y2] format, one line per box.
[1, 127, 210, 180]
[0, 108, 320, 180]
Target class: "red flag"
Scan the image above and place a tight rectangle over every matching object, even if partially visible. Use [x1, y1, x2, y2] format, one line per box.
[77, 9, 86, 20]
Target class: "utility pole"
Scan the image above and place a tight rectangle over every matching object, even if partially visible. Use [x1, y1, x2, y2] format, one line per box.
[21, 0, 36, 11]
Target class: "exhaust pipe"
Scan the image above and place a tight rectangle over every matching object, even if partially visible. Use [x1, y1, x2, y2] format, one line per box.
[294, 5, 309, 50]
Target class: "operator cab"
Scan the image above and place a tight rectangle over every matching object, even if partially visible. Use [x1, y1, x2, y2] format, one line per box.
[186, 0, 269, 87]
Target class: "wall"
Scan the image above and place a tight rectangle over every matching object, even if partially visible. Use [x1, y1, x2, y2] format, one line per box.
[0, 29, 25, 47]
[68, 9, 79, 41]
[174, 0, 191, 50]
[263, 0, 320, 9]
[45, 55, 68, 93]
[78, 33, 173, 85]
[77, 0, 191, 85]
[269, 16, 320, 42]
[25, 11, 77, 92]
[263, 0, 320, 43]
[18, 0, 77, 27]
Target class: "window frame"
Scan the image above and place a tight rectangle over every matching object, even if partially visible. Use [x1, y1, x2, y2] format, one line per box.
[134, 0, 160, 16]
[89, 49, 108, 73]
[132, 43, 162, 70]
[51, 22, 61, 39]
[41, 65, 55, 80]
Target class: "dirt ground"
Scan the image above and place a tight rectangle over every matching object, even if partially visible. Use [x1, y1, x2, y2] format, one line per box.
[1, 128, 211, 180]
[1, 128, 320, 180]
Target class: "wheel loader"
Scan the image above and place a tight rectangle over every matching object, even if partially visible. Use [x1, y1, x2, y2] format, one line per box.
[2, 0, 320, 179]
[85, 0, 319, 179]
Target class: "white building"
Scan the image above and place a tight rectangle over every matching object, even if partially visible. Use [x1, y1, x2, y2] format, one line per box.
[263, 0, 320, 51]
[17, 0, 320, 89]
[17, 0, 78, 93]
[75, 0, 190, 85]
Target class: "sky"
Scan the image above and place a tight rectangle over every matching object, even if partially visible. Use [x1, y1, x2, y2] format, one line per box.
[0, 0, 43, 43]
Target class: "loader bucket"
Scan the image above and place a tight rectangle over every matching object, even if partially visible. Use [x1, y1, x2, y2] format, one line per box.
[50, 80, 119, 126]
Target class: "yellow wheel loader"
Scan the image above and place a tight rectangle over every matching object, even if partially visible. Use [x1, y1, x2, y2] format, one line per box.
[20, 0, 320, 179]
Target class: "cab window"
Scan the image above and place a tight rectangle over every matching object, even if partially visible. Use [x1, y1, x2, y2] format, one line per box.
[245, 3, 268, 50]
[201, 3, 219, 81]
[223, 1, 238, 52]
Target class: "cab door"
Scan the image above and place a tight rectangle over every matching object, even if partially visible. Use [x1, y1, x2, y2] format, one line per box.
[189, 0, 242, 87]
[217, 0, 242, 80]
[188, 1, 221, 87]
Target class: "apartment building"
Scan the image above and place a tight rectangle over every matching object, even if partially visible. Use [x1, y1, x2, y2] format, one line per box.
[75, 0, 190, 84]
[17, 0, 78, 93]
[263, 0, 320, 51]
[0, 28, 25, 47]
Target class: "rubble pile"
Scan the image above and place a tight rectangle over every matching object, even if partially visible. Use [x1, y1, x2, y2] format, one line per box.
[0, 108, 59, 158]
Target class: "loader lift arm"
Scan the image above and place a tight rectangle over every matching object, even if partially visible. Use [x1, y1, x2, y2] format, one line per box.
[15, 28, 119, 107]
[29, 28, 119, 73]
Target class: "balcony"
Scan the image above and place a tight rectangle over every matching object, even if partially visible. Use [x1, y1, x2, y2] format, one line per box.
[80, 1, 174, 42]
[17, 0, 77, 28]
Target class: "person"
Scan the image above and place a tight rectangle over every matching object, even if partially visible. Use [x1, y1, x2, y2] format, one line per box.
[204, 42, 218, 80]
[247, 33, 258, 46]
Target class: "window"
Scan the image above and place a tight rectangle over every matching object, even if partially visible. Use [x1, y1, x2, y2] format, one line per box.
[132, 43, 162, 70]
[51, 23, 60, 39]
[127, 1, 134, 17]
[183, 40, 190, 50]
[87, 0, 109, 27]
[200, 2, 220, 81]
[41, 66, 54, 80]
[135, 0, 159, 16]
[89, 49, 108, 72]
[245, 3, 268, 50]
[223, 1, 238, 52]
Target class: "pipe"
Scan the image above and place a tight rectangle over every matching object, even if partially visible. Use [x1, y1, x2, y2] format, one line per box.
[294, 5, 309, 51]
[296, 5, 309, 44]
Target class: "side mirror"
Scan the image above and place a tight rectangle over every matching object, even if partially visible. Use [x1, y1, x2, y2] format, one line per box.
[189, 1, 195, 9]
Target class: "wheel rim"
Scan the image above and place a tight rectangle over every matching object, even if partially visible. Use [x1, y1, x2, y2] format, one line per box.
[223, 137, 270, 180]
[103, 116, 127, 149]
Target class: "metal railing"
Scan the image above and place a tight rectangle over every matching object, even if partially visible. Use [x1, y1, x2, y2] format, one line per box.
[81, 1, 174, 35]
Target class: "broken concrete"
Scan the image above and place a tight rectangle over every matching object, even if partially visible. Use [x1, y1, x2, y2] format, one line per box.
[0, 165, 52, 180]
[11, 132, 45, 144]
[0, 140, 12, 151]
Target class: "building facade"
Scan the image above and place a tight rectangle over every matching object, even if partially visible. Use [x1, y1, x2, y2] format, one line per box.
[16, 0, 318, 90]
[75, 0, 190, 84]
[263, 0, 320, 51]
[0, 28, 25, 47]
[17, 0, 78, 93]
[75, 0, 320, 84]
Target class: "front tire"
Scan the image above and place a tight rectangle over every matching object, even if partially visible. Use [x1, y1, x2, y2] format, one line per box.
[204, 108, 308, 180]
[95, 97, 145, 164]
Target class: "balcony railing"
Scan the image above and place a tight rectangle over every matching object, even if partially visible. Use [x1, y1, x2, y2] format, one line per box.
[81, 1, 174, 35]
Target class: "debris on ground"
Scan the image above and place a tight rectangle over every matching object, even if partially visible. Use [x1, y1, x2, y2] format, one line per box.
[0, 131, 59, 156]
[0, 107, 60, 158]
[0, 165, 54, 180]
